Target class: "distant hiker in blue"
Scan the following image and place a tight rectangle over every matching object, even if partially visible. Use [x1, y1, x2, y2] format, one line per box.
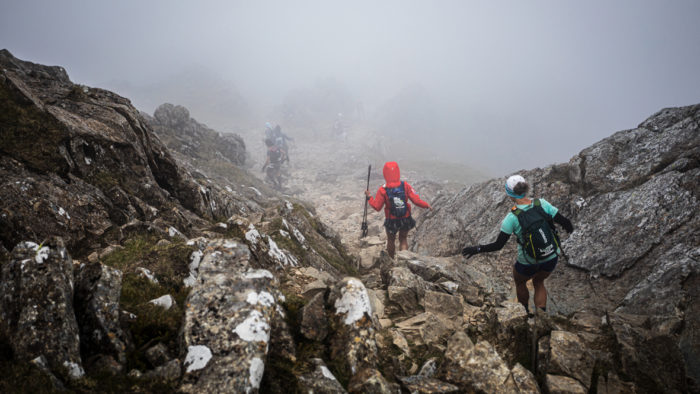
[461, 175, 574, 314]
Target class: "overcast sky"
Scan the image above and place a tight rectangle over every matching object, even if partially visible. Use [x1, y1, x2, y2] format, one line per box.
[2, 0, 699, 175]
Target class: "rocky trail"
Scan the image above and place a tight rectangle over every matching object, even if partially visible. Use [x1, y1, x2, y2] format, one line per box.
[1, 49, 698, 393]
[243, 127, 468, 271]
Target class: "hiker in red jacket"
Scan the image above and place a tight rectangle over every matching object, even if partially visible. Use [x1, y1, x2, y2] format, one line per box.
[364, 161, 431, 258]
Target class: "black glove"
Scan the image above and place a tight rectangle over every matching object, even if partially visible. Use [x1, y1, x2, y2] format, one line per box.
[563, 222, 574, 234]
[461, 246, 480, 259]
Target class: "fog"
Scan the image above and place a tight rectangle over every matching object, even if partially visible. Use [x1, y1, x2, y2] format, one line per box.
[2, 0, 699, 175]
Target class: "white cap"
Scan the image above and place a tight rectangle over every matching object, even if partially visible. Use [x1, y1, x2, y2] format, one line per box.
[506, 175, 526, 190]
[505, 175, 527, 198]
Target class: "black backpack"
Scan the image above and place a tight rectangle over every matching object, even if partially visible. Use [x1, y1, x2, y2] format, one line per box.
[385, 182, 408, 217]
[512, 199, 560, 261]
[269, 147, 283, 164]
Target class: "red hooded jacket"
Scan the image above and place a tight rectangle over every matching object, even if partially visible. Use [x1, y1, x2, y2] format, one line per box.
[368, 162, 430, 219]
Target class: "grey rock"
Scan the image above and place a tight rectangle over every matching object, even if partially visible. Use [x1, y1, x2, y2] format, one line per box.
[596, 371, 636, 394]
[546, 330, 595, 389]
[422, 290, 463, 323]
[442, 331, 474, 382]
[418, 357, 439, 378]
[151, 103, 246, 166]
[328, 277, 379, 379]
[443, 338, 516, 393]
[0, 238, 84, 380]
[396, 312, 450, 346]
[511, 363, 540, 393]
[609, 312, 688, 393]
[297, 358, 348, 394]
[74, 261, 127, 365]
[386, 266, 426, 316]
[397, 375, 460, 393]
[397, 252, 499, 306]
[0, 50, 220, 251]
[545, 374, 587, 394]
[494, 301, 529, 364]
[347, 368, 392, 394]
[301, 291, 329, 341]
[564, 171, 695, 277]
[180, 239, 281, 393]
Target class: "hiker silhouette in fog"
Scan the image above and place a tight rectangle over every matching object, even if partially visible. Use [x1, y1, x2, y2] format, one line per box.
[262, 138, 285, 188]
[460, 175, 573, 315]
[364, 162, 431, 258]
[272, 125, 293, 164]
[333, 113, 346, 141]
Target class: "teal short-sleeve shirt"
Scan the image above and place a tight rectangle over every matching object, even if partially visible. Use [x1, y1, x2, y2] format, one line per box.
[500, 198, 559, 265]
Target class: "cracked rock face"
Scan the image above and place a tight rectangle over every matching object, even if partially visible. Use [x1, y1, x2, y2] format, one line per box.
[0, 237, 83, 380]
[412, 104, 700, 386]
[149, 103, 246, 167]
[180, 239, 282, 393]
[328, 277, 380, 380]
[74, 261, 128, 365]
[0, 49, 224, 251]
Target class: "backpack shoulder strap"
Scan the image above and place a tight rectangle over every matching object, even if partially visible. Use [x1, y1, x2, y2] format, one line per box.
[511, 205, 522, 216]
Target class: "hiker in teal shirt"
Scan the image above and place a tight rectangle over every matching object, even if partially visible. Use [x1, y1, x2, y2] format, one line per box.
[461, 175, 574, 314]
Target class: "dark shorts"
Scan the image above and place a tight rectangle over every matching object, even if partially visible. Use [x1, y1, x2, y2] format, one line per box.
[383, 216, 416, 235]
[514, 257, 558, 277]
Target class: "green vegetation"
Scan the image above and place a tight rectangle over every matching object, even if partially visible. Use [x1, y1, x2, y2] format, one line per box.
[100, 234, 195, 385]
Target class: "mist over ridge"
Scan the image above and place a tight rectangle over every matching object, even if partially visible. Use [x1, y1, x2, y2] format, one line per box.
[2, 0, 699, 175]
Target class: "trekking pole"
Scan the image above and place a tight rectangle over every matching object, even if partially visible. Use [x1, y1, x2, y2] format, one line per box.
[360, 164, 371, 238]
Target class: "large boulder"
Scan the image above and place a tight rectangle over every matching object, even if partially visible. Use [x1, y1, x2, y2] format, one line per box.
[444, 339, 517, 393]
[544, 330, 595, 389]
[0, 49, 228, 251]
[609, 312, 688, 393]
[150, 103, 246, 166]
[328, 278, 380, 381]
[74, 261, 128, 366]
[300, 291, 329, 341]
[544, 374, 587, 394]
[180, 239, 282, 393]
[0, 238, 83, 380]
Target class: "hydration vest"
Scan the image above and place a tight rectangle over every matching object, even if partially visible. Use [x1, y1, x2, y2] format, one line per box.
[385, 182, 408, 218]
[512, 199, 560, 262]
